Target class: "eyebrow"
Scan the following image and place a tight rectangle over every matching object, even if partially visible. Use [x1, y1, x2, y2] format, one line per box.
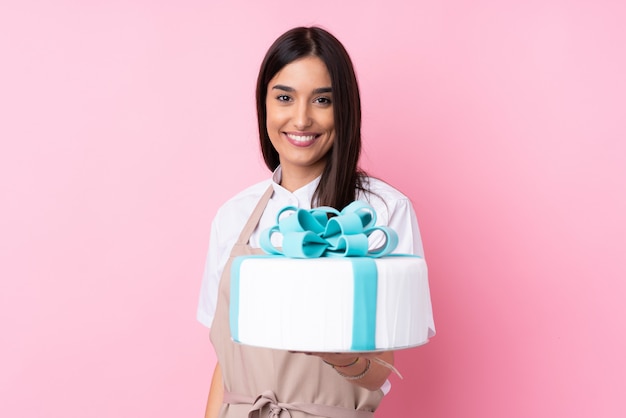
[272, 84, 332, 94]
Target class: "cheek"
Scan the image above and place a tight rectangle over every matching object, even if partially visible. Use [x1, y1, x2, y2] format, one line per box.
[265, 116, 279, 136]
[266, 114, 283, 143]
[322, 111, 335, 131]
[266, 107, 286, 129]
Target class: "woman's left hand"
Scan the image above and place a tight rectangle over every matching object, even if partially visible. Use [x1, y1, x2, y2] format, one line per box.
[291, 350, 395, 391]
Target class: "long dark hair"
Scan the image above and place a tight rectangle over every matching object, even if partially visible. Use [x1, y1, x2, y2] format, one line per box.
[256, 26, 367, 210]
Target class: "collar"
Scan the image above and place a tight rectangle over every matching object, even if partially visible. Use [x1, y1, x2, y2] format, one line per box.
[271, 166, 321, 209]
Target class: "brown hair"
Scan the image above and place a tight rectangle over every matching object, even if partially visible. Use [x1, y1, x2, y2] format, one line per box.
[256, 26, 367, 210]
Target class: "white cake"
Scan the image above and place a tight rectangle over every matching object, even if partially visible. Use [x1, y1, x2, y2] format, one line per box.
[230, 255, 435, 352]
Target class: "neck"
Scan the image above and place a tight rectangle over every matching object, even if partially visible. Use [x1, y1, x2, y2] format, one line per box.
[279, 164, 324, 192]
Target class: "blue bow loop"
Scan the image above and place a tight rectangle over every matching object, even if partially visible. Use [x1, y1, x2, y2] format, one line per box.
[325, 233, 370, 257]
[310, 206, 341, 222]
[259, 225, 283, 255]
[341, 201, 377, 229]
[277, 207, 324, 234]
[364, 226, 399, 258]
[323, 212, 366, 248]
[260, 201, 398, 258]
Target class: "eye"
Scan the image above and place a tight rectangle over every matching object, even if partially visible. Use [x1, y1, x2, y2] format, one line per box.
[314, 96, 332, 106]
[276, 94, 292, 102]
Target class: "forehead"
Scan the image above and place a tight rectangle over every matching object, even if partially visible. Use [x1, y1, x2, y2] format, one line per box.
[269, 56, 331, 88]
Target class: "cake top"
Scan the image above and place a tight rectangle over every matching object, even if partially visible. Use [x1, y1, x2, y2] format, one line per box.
[260, 201, 399, 258]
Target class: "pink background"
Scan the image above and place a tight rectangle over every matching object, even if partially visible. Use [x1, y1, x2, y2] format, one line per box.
[1, 1, 625, 417]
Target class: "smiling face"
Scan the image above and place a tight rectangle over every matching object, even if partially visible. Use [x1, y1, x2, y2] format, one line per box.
[265, 56, 335, 189]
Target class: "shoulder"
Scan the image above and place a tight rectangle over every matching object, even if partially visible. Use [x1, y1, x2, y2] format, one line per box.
[358, 176, 415, 224]
[360, 176, 413, 208]
[362, 176, 410, 202]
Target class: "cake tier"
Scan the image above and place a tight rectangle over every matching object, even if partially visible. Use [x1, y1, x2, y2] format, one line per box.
[230, 255, 435, 352]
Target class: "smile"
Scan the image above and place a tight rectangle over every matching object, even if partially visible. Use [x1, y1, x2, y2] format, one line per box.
[284, 132, 320, 147]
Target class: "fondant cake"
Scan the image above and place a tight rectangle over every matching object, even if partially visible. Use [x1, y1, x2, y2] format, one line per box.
[229, 201, 435, 352]
[230, 254, 435, 352]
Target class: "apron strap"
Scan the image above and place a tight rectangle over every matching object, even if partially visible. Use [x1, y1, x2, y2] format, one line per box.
[235, 185, 274, 246]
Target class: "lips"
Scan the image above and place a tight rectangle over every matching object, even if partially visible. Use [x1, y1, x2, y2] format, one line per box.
[284, 132, 320, 147]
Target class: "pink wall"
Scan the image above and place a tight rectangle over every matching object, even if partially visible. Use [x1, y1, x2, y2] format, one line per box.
[1, 1, 624, 417]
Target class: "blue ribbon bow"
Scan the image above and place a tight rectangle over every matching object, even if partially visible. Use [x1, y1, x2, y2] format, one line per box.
[260, 201, 398, 258]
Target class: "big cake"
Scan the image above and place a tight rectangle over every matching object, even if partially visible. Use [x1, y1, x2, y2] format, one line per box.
[229, 201, 435, 352]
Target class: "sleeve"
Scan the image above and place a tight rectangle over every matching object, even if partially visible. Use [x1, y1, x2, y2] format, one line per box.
[386, 198, 425, 258]
[196, 216, 222, 328]
[370, 195, 425, 258]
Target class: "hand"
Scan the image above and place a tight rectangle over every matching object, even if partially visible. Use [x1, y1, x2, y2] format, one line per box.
[289, 351, 379, 365]
[290, 350, 396, 391]
[310, 352, 373, 367]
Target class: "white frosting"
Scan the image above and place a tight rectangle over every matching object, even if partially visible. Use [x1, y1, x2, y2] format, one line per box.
[232, 257, 435, 352]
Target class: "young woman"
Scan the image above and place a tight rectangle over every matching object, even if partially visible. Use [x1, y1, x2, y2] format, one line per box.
[197, 26, 425, 418]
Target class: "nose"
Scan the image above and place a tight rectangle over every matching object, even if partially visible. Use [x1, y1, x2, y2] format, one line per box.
[292, 102, 312, 130]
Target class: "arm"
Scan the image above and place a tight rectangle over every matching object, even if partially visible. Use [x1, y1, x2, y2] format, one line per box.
[204, 363, 224, 418]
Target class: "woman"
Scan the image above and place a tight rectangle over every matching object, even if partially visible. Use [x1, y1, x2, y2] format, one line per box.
[197, 26, 425, 417]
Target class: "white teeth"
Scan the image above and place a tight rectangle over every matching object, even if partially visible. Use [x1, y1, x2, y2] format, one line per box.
[287, 134, 316, 142]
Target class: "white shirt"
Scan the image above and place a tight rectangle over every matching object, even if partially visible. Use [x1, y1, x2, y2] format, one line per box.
[197, 167, 425, 328]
